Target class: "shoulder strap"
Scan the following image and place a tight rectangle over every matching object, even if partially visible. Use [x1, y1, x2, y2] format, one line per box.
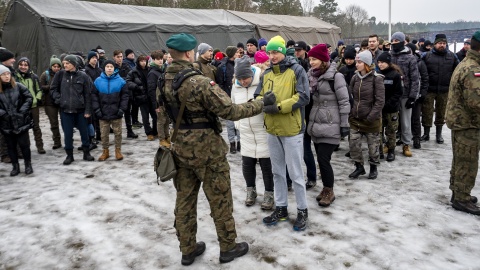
[328, 72, 337, 93]
[45, 70, 50, 83]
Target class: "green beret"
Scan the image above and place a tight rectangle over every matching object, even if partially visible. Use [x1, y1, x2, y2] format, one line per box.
[473, 31, 480, 42]
[166, 33, 197, 52]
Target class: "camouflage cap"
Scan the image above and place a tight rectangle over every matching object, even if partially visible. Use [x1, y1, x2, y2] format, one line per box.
[472, 31, 480, 42]
[166, 33, 197, 52]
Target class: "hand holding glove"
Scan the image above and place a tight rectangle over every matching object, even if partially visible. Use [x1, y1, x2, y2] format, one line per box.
[405, 97, 416, 109]
[263, 91, 276, 106]
[263, 104, 280, 114]
[340, 127, 350, 138]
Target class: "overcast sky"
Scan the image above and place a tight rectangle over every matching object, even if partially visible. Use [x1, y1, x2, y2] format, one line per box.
[326, 0, 480, 23]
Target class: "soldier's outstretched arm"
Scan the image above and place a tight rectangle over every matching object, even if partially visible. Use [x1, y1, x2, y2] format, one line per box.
[199, 77, 263, 121]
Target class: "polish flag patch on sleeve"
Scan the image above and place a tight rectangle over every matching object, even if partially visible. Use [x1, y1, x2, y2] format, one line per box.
[210, 81, 216, 86]
[474, 72, 480, 77]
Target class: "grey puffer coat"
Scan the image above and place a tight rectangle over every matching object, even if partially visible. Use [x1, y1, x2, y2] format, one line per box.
[307, 62, 351, 145]
[390, 47, 420, 99]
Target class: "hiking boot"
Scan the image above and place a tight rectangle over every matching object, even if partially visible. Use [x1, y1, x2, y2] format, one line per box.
[318, 187, 335, 207]
[245, 187, 257, 206]
[383, 145, 388, 154]
[293, 208, 308, 231]
[386, 149, 395, 162]
[63, 149, 74, 165]
[219, 242, 249, 264]
[115, 148, 124, 160]
[450, 193, 478, 204]
[261, 191, 274, 210]
[37, 147, 46, 154]
[237, 141, 241, 151]
[368, 164, 378, 179]
[24, 161, 33, 175]
[403, 144, 412, 157]
[413, 137, 421, 149]
[421, 126, 430, 141]
[452, 200, 480, 215]
[229, 142, 236, 154]
[52, 143, 62, 150]
[263, 206, 288, 225]
[436, 126, 444, 144]
[348, 162, 365, 179]
[181, 241, 206, 266]
[147, 135, 155, 141]
[127, 130, 138, 139]
[305, 180, 316, 190]
[159, 139, 171, 148]
[98, 148, 109, 161]
[316, 188, 326, 202]
[83, 148, 94, 161]
[10, 163, 20, 176]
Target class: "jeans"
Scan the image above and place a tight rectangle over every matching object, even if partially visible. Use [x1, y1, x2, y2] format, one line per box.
[60, 111, 90, 150]
[226, 120, 239, 143]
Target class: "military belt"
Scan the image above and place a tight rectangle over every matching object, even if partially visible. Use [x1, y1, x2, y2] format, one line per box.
[179, 122, 212, 130]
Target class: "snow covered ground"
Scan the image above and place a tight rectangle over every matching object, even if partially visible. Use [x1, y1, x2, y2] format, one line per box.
[1, 110, 479, 270]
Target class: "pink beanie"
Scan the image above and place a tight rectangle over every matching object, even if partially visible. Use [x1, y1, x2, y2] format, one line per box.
[307, 44, 330, 62]
[254, 50, 269, 64]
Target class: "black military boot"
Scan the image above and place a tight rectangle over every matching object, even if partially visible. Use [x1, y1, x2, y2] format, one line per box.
[386, 149, 395, 162]
[63, 149, 74, 165]
[25, 160, 33, 175]
[452, 200, 480, 215]
[413, 137, 421, 149]
[127, 126, 138, 139]
[348, 162, 366, 179]
[229, 142, 236, 154]
[181, 241, 206, 266]
[293, 208, 308, 231]
[368, 164, 378, 179]
[10, 163, 20, 176]
[421, 126, 430, 141]
[436, 126, 444, 144]
[219, 242, 249, 264]
[83, 148, 94, 161]
[263, 206, 288, 225]
[450, 193, 478, 204]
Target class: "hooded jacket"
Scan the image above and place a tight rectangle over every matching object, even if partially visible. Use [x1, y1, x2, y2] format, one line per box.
[15, 69, 41, 108]
[0, 82, 33, 134]
[307, 62, 351, 145]
[92, 71, 129, 120]
[254, 56, 310, 136]
[231, 66, 269, 158]
[390, 46, 420, 99]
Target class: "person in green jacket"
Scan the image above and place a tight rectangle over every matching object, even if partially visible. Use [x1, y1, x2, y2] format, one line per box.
[15, 57, 45, 154]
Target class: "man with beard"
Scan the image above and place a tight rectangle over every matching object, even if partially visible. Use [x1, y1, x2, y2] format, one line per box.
[421, 34, 459, 144]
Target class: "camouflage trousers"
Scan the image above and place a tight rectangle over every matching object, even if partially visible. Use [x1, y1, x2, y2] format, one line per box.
[449, 129, 480, 202]
[99, 119, 122, 149]
[349, 129, 381, 165]
[173, 158, 237, 255]
[421, 92, 448, 127]
[156, 106, 170, 140]
[382, 112, 399, 150]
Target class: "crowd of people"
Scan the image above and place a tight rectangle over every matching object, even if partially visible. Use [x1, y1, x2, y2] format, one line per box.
[1, 29, 480, 265]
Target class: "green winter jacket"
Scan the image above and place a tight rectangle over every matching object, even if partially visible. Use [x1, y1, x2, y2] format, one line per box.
[15, 70, 42, 108]
[254, 56, 310, 136]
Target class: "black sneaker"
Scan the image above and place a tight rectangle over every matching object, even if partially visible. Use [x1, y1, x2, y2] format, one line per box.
[263, 206, 288, 225]
[219, 242, 249, 264]
[305, 180, 316, 190]
[181, 242, 206, 266]
[127, 131, 138, 139]
[293, 208, 308, 231]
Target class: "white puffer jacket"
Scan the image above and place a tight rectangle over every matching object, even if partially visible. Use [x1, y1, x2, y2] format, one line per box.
[231, 66, 270, 158]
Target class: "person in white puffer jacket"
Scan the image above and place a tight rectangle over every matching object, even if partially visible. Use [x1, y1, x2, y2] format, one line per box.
[231, 55, 274, 210]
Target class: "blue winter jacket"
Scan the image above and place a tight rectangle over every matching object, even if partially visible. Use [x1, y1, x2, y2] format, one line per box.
[92, 71, 129, 120]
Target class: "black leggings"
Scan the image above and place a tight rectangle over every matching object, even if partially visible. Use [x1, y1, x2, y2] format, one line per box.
[313, 143, 338, 188]
[242, 156, 274, 192]
[4, 131, 31, 163]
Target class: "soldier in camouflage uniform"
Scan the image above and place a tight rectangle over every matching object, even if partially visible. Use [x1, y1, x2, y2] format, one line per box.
[161, 33, 273, 266]
[445, 31, 480, 215]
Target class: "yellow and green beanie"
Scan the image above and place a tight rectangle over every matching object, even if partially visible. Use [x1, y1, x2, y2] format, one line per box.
[266, 35, 287, 55]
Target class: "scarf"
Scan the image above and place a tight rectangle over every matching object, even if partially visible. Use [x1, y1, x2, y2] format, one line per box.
[308, 68, 323, 94]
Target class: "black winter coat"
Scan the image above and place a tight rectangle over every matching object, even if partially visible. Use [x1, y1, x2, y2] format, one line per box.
[390, 47, 420, 99]
[0, 82, 33, 135]
[423, 48, 459, 94]
[115, 62, 132, 80]
[147, 65, 163, 107]
[126, 66, 149, 105]
[414, 52, 429, 98]
[216, 58, 235, 97]
[338, 63, 356, 86]
[379, 67, 403, 113]
[50, 69, 93, 114]
[85, 64, 102, 83]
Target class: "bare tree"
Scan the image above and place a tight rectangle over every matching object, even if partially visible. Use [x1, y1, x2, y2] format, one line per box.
[340, 4, 368, 38]
[301, 0, 313, 16]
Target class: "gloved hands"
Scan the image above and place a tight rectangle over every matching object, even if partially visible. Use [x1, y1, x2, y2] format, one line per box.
[263, 104, 280, 114]
[263, 91, 276, 106]
[340, 127, 350, 138]
[95, 109, 102, 119]
[117, 109, 124, 117]
[405, 97, 416, 109]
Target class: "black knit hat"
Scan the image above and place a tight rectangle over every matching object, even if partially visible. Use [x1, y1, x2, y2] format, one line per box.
[0, 48, 15, 62]
[286, 40, 296, 48]
[246, 38, 258, 48]
[125, 49, 134, 57]
[434, 34, 447, 44]
[343, 47, 356, 60]
[237, 42, 244, 49]
[102, 59, 115, 70]
[377, 52, 391, 64]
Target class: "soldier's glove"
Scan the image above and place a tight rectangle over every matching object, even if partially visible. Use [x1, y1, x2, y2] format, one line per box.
[117, 109, 124, 117]
[340, 127, 350, 138]
[263, 104, 280, 114]
[405, 97, 416, 109]
[263, 91, 276, 106]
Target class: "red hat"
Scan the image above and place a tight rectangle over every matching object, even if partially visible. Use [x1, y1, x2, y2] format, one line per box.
[307, 44, 330, 62]
[214, 52, 224, 61]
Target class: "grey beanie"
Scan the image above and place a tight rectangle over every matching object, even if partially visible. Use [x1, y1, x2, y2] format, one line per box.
[391, 32, 406, 43]
[234, 55, 253, 79]
[0, 64, 11, 75]
[356, 50, 373, 66]
[197, 43, 212, 56]
[64, 54, 78, 67]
